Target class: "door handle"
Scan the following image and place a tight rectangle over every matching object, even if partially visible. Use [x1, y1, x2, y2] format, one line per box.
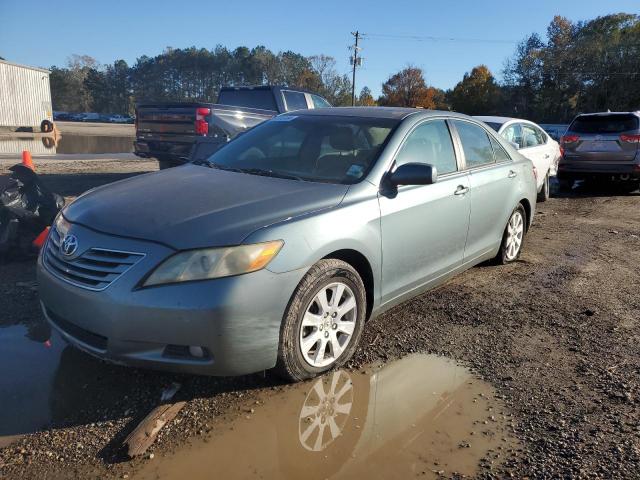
[454, 185, 469, 195]
[508, 170, 517, 178]
[544, 153, 550, 159]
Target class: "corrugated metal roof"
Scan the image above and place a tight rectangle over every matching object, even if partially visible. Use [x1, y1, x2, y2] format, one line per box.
[0, 59, 50, 75]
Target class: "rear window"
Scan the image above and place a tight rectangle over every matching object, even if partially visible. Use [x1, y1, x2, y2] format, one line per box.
[283, 91, 309, 111]
[570, 114, 639, 134]
[217, 89, 278, 111]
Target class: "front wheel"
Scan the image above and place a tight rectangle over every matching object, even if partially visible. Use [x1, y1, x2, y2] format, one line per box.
[276, 259, 366, 382]
[497, 204, 526, 264]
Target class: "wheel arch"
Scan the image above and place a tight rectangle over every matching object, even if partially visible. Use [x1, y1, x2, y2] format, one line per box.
[519, 198, 532, 231]
[322, 249, 374, 321]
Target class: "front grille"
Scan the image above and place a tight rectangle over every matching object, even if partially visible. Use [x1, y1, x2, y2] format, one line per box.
[44, 226, 145, 291]
[47, 308, 108, 351]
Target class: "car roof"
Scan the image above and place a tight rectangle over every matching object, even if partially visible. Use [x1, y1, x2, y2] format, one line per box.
[474, 115, 525, 126]
[574, 111, 640, 118]
[290, 106, 470, 121]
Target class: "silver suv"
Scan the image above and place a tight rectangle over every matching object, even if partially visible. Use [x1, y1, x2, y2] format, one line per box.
[558, 112, 640, 189]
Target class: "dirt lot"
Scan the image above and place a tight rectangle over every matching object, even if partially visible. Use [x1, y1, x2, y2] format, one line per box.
[0, 158, 638, 479]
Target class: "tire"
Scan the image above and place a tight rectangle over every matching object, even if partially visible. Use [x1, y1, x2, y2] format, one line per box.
[537, 172, 550, 202]
[276, 259, 366, 382]
[496, 204, 526, 265]
[158, 159, 176, 170]
[557, 178, 573, 191]
[40, 120, 53, 133]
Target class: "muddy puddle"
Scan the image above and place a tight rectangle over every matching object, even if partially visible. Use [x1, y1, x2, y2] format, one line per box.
[0, 319, 63, 445]
[137, 354, 517, 480]
[0, 134, 133, 155]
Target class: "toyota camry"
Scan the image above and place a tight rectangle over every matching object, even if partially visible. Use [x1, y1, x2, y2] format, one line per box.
[38, 107, 536, 381]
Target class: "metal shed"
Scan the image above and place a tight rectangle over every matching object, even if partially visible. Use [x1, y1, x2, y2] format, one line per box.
[0, 60, 53, 132]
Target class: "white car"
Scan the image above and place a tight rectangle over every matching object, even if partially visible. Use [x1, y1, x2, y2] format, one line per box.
[475, 116, 561, 202]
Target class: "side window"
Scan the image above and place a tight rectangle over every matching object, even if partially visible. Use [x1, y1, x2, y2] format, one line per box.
[489, 135, 511, 162]
[534, 126, 547, 145]
[502, 124, 523, 149]
[394, 120, 457, 175]
[311, 94, 332, 109]
[454, 121, 495, 168]
[522, 125, 541, 148]
[283, 91, 309, 111]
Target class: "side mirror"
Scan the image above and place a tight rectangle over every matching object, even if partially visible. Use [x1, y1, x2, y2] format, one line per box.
[389, 163, 437, 186]
[509, 141, 520, 150]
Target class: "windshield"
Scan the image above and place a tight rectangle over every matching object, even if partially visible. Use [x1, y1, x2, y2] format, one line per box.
[204, 115, 399, 184]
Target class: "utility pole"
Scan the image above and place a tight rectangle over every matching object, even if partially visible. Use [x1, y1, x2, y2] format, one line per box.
[350, 31, 362, 106]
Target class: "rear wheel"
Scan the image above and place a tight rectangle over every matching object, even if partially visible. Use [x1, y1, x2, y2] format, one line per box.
[497, 204, 526, 264]
[276, 259, 366, 382]
[157, 157, 178, 170]
[557, 177, 573, 191]
[537, 172, 550, 202]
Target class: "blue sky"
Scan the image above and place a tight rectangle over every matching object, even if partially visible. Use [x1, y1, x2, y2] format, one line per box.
[1, 0, 637, 96]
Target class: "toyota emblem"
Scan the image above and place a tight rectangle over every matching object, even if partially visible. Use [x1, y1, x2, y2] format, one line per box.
[60, 234, 79, 256]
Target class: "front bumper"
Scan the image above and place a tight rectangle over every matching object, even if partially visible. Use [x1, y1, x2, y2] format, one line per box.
[37, 225, 306, 376]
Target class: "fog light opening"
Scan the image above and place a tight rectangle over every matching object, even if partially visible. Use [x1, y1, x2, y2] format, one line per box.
[189, 345, 205, 358]
[163, 344, 211, 361]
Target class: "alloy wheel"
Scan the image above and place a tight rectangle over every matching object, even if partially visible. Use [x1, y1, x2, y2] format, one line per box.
[505, 210, 524, 261]
[299, 282, 357, 368]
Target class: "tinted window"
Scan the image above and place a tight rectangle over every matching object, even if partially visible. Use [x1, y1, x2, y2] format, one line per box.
[489, 135, 511, 162]
[311, 94, 332, 109]
[206, 115, 398, 184]
[217, 89, 277, 111]
[395, 120, 457, 175]
[502, 124, 523, 149]
[570, 114, 639, 134]
[283, 91, 309, 111]
[454, 121, 494, 168]
[522, 124, 541, 148]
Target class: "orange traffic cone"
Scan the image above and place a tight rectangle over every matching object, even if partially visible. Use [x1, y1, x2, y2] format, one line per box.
[32, 226, 49, 249]
[22, 150, 34, 170]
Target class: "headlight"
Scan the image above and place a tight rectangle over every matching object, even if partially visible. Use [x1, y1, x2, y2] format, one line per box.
[143, 240, 284, 286]
[54, 213, 71, 237]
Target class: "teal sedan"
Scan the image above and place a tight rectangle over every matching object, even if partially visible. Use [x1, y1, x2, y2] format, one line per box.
[38, 107, 536, 381]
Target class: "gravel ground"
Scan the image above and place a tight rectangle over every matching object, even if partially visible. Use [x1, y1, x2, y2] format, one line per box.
[0, 159, 638, 479]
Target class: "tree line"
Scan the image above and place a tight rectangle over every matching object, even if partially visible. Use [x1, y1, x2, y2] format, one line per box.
[48, 13, 639, 123]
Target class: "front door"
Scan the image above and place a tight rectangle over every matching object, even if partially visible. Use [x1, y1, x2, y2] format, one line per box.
[379, 119, 471, 305]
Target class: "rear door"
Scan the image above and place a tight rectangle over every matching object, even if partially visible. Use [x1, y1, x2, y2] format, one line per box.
[453, 120, 515, 261]
[520, 123, 552, 188]
[564, 114, 639, 162]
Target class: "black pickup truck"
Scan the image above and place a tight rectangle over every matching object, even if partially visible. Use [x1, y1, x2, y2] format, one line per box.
[134, 86, 332, 168]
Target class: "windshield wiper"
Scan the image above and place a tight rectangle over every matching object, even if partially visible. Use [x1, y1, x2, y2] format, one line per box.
[235, 168, 304, 181]
[192, 161, 303, 181]
[192, 160, 245, 173]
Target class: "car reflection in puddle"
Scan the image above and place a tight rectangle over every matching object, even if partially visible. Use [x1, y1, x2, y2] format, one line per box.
[138, 354, 517, 480]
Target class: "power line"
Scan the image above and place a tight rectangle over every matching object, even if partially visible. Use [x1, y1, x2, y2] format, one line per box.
[363, 32, 520, 44]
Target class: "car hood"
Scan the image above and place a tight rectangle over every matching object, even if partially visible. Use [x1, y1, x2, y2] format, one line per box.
[63, 165, 349, 250]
